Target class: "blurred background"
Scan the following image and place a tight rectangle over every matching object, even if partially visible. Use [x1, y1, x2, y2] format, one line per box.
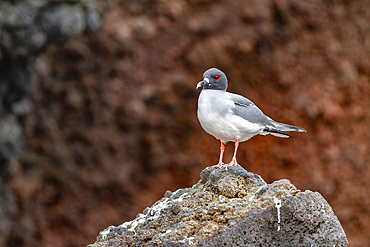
[0, 0, 369, 246]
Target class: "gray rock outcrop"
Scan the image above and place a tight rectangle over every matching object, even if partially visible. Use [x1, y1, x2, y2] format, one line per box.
[88, 165, 348, 246]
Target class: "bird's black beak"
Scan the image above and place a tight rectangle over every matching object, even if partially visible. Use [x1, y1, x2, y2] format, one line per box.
[196, 78, 209, 89]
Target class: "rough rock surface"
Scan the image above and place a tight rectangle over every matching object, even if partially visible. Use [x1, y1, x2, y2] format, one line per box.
[88, 166, 348, 247]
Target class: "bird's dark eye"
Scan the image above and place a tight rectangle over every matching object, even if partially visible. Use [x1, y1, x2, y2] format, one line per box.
[215, 75, 220, 80]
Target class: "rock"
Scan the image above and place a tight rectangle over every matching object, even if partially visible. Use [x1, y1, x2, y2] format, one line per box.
[0, 0, 110, 173]
[0, 2, 110, 246]
[0, 114, 22, 165]
[87, 165, 348, 247]
[0, 176, 16, 243]
[40, 4, 86, 44]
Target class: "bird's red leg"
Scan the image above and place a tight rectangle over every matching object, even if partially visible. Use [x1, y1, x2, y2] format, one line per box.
[217, 141, 226, 165]
[205, 141, 225, 169]
[225, 138, 239, 166]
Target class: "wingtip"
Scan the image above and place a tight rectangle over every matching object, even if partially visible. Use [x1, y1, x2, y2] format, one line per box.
[263, 127, 293, 138]
[289, 126, 307, 133]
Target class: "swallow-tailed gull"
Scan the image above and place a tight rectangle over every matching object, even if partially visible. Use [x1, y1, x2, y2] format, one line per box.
[196, 68, 306, 167]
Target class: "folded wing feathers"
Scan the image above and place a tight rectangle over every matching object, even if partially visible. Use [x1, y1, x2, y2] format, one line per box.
[230, 96, 306, 138]
[234, 101, 253, 107]
[267, 117, 307, 133]
[263, 127, 293, 138]
[263, 117, 306, 138]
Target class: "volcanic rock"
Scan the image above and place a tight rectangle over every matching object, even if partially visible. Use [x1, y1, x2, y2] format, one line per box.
[88, 165, 348, 247]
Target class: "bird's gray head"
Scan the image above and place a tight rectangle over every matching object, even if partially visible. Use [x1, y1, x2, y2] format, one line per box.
[196, 68, 228, 91]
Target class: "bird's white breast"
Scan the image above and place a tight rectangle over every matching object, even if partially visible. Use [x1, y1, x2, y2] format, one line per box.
[197, 90, 261, 143]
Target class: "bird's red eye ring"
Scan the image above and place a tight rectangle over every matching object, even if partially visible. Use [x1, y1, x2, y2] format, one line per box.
[215, 75, 220, 80]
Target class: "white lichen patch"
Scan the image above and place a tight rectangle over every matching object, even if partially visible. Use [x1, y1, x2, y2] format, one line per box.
[147, 190, 189, 220]
[255, 174, 266, 184]
[149, 198, 170, 219]
[219, 195, 227, 203]
[176, 191, 189, 201]
[98, 189, 192, 241]
[273, 197, 282, 231]
[117, 212, 147, 233]
[179, 236, 195, 245]
[100, 225, 115, 240]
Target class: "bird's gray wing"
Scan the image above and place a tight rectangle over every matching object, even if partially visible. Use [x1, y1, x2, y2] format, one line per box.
[228, 93, 302, 138]
[228, 93, 273, 127]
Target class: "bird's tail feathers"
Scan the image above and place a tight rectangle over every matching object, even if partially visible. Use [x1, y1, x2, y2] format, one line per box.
[267, 118, 306, 133]
[263, 127, 293, 138]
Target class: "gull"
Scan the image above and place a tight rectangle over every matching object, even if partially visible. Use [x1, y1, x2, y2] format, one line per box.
[196, 68, 306, 167]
